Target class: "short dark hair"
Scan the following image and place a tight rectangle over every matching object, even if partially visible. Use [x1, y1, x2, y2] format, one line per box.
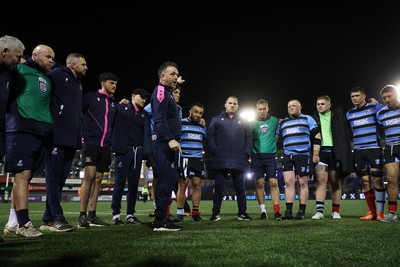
[99, 72, 118, 83]
[158, 61, 178, 77]
[317, 95, 331, 102]
[226, 95, 238, 102]
[256, 99, 268, 106]
[190, 102, 205, 110]
[66, 53, 85, 66]
[350, 86, 365, 94]
[380, 85, 397, 95]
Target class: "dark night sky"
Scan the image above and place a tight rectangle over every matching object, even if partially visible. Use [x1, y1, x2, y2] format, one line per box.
[3, 2, 400, 123]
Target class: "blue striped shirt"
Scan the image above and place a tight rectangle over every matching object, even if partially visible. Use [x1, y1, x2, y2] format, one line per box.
[376, 105, 400, 146]
[346, 102, 384, 150]
[277, 114, 318, 156]
[180, 117, 207, 159]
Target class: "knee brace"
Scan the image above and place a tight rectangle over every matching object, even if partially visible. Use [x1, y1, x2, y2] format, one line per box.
[314, 162, 328, 172]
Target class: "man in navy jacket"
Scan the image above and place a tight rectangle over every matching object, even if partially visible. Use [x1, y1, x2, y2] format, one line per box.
[151, 61, 182, 231]
[78, 72, 118, 228]
[208, 95, 253, 221]
[0, 35, 25, 242]
[111, 88, 151, 225]
[40, 53, 88, 232]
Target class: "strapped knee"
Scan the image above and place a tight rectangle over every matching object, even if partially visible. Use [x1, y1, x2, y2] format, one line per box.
[314, 162, 328, 172]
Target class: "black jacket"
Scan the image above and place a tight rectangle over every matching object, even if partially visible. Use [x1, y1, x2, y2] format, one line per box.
[312, 107, 354, 175]
[207, 110, 253, 172]
[111, 102, 151, 159]
[0, 67, 12, 159]
[150, 83, 181, 142]
[82, 90, 117, 148]
[48, 66, 83, 149]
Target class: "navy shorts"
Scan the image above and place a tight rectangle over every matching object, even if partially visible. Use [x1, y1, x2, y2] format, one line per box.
[383, 144, 400, 164]
[251, 153, 277, 179]
[282, 154, 310, 176]
[179, 157, 205, 179]
[83, 144, 111, 173]
[319, 147, 341, 169]
[5, 132, 49, 174]
[354, 148, 382, 171]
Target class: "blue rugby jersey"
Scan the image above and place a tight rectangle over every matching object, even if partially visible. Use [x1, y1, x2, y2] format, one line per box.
[346, 102, 384, 150]
[276, 114, 318, 156]
[376, 105, 400, 146]
[144, 103, 153, 132]
[180, 117, 207, 159]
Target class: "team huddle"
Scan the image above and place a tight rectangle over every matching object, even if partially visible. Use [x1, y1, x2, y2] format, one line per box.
[0, 34, 399, 239]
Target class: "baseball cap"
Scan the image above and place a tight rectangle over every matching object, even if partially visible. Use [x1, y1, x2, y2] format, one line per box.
[132, 88, 150, 99]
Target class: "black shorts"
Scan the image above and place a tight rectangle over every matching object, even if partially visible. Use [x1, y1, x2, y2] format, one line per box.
[354, 148, 382, 171]
[383, 144, 400, 164]
[282, 154, 310, 176]
[319, 147, 341, 169]
[83, 144, 111, 173]
[179, 157, 205, 179]
[251, 153, 277, 179]
[5, 132, 49, 174]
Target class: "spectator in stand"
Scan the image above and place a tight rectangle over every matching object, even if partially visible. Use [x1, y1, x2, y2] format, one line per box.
[142, 185, 149, 203]
[346, 86, 385, 221]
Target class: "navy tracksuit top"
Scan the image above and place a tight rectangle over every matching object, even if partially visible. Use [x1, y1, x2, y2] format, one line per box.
[0, 67, 12, 158]
[111, 102, 152, 158]
[207, 110, 253, 172]
[150, 83, 181, 142]
[48, 66, 83, 149]
[81, 90, 117, 148]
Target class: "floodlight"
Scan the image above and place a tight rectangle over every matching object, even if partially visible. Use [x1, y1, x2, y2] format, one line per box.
[240, 109, 255, 121]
